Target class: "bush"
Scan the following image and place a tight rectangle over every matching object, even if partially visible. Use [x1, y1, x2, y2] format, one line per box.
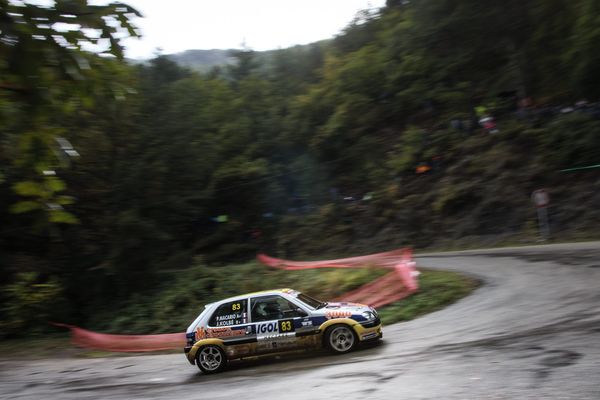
[0, 273, 65, 338]
[86, 261, 387, 334]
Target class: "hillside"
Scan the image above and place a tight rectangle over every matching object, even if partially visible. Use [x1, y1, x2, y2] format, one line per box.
[162, 41, 330, 74]
[166, 49, 237, 72]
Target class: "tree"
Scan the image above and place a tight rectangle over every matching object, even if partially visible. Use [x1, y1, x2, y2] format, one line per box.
[1, 0, 141, 224]
[566, 0, 600, 99]
[1, 0, 141, 95]
[0, 0, 141, 323]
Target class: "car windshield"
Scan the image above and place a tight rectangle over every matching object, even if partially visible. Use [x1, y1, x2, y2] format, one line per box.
[296, 292, 327, 309]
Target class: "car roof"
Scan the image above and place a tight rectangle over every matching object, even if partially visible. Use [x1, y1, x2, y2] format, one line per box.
[207, 288, 297, 306]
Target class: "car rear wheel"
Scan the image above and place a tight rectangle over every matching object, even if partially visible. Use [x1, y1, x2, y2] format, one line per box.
[196, 345, 226, 374]
[325, 324, 357, 354]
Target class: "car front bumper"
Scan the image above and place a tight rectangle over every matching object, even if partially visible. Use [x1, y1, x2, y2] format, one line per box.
[184, 346, 195, 365]
[355, 321, 383, 342]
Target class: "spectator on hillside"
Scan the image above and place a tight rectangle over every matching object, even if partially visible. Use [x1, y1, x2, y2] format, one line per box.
[479, 116, 499, 134]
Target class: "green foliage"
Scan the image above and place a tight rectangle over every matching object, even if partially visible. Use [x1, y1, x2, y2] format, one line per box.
[0, 273, 64, 337]
[542, 114, 600, 167]
[88, 261, 387, 334]
[88, 265, 477, 335]
[387, 126, 425, 174]
[565, 0, 600, 97]
[1, 0, 140, 91]
[10, 176, 78, 224]
[378, 269, 479, 324]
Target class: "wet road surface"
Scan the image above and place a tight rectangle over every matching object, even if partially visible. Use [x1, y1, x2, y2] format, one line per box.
[1, 242, 599, 399]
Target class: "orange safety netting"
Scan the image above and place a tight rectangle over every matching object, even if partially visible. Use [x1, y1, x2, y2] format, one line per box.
[256, 248, 408, 270]
[257, 247, 419, 308]
[51, 323, 185, 352]
[54, 248, 418, 352]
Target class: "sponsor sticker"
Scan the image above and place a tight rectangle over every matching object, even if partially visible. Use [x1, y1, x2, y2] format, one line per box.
[196, 326, 246, 340]
[256, 321, 278, 334]
[362, 332, 379, 340]
[255, 320, 295, 334]
[257, 337, 296, 351]
[325, 310, 352, 319]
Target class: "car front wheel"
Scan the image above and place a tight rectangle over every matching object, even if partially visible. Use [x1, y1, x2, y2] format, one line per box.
[325, 324, 357, 354]
[196, 345, 227, 374]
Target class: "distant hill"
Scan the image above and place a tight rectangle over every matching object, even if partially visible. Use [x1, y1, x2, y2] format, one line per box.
[166, 49, 238, 72]
[162, 41, 330, 73]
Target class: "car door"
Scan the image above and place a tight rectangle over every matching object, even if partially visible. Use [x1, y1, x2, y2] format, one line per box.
[202, 298, 255, 359]
[249, 295, 306, 355]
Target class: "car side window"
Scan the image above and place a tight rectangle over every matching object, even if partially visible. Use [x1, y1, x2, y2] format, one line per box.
[251, 295, 305, 322]
[209, 299, 248, 327]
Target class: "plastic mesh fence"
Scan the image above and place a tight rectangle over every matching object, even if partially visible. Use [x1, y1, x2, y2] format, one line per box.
[55, 248, 418, 352]
[257, 247, 419, 307]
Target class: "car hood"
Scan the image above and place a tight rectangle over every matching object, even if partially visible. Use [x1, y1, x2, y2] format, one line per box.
[312, 301, 374, 319]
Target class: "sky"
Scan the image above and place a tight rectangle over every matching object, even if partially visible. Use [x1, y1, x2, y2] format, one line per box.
[108, 0, 387, 59]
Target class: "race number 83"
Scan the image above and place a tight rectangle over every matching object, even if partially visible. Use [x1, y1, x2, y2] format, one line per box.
[279, 319, 294, 332]
[232, 303, 241, 311]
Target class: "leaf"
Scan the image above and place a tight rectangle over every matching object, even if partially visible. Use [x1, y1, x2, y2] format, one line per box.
[49, 210, 80, 224]
[46, 177, 66, 193]
[13, 181, 45, 197]
[10, 201, 42, 214]
[56, 195, 75, 205]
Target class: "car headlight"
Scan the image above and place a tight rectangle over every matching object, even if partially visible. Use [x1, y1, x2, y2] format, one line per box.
[361, 311, 376, 321]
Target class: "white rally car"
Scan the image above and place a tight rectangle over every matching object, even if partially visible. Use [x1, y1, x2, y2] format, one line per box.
[184, 288, 382, 373]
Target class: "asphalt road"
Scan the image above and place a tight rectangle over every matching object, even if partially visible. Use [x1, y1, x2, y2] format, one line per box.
[2, 242, 600, 399]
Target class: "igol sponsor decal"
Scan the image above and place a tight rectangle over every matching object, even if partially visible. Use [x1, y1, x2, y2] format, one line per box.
[256, 321, 278, 334]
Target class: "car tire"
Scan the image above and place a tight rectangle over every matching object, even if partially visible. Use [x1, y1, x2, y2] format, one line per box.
[324, 324, 357, 354]
[196, 345, 227, 374]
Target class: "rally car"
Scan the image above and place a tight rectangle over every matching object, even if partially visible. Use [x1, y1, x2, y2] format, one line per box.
[184, 288, 382, 373]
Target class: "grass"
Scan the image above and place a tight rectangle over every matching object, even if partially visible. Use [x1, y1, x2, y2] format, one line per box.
[0, 336, 178, 359]
[0, 263, 478, 359]
[86, 262, 390, 334]
[0, 335, 74, 359]
[377, 269, 480, 325]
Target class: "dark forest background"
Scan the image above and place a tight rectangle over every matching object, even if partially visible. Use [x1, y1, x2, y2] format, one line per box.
[2, 0, 600, 336]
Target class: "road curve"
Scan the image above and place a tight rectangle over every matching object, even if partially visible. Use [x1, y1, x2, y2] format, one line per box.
[1, 242, 599, 399]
